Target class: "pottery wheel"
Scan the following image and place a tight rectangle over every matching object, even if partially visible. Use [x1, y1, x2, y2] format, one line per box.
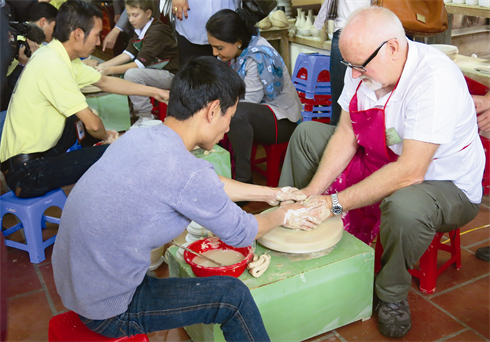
[258, 207, 344, 254]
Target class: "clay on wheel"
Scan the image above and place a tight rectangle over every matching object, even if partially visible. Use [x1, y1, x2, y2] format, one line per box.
[258, 207, 344, 254]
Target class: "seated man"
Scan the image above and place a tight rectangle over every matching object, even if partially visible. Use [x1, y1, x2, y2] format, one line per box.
[96, 0, 179, 127]
[0, 0, 168, 198]
[52, 56, 313, 341]
[279, 7, 485, 338]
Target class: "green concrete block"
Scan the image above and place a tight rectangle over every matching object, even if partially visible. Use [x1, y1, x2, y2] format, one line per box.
[167, 232, 374, 342]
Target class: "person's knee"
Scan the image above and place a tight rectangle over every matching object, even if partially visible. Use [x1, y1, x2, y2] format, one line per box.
[217, 276, 253, 305]
[380, 187, 436, 236]
[124, 68, 139, 82]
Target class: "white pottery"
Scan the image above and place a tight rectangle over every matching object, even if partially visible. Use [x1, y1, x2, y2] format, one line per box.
[480, 0, 490, 6]
[307, 9, 314, 26]
[309, 25, 321, 37]
[465, 0, 478, 4]
[297, 27, 312, 36]
[295, 8, 303, 27]
[304, 14, 313, 28]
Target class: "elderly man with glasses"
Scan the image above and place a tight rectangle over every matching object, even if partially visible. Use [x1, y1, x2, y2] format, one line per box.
[279, 6, 485, 339]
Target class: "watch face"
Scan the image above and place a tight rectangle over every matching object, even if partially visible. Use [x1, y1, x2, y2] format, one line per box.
[332, 205, 342, 215]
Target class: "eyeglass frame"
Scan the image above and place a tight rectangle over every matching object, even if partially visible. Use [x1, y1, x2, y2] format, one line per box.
[340, 39, 395, 73]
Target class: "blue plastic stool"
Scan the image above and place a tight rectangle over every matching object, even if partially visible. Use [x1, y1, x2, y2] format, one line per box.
[1, 189, 67, 263]
[292, 53, 331, 99]
[301, 105, 333, 122]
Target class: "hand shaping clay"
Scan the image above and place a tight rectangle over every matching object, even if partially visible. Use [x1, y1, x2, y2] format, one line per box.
[258, 207, 344, 254]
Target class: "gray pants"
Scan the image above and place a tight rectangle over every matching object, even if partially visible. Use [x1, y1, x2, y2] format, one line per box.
[124, 68, 174, 118]
[279, 121, 480, 303]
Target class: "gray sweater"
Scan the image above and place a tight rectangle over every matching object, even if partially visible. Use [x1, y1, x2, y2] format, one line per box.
[52, 125, 258, 320]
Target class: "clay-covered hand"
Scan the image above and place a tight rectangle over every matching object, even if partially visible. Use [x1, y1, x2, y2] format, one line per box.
[302, 196, 333, 223]
[103, 130, 119, 144]
[268, 186, 308, 206]
[282, 203, 322, 231]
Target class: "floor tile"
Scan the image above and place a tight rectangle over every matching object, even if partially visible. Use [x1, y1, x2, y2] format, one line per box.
[410, 248, 490, 294]
[5, 249, 42, 298]
[445, 329, 488, 342]
[6, 291, 53, 342]
[147, 327, 191, 342]
[467, 241, 490, 254]
[431, 276, 490, 339]
[459, 207, 490, 247]
[336, 291, 464, 341]
[38, 263, 67, 314]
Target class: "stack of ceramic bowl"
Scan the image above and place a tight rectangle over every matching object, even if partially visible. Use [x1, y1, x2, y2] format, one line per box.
[186, 221, 211, 243]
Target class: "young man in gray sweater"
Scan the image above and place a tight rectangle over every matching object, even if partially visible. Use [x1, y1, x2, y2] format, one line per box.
[52, 56, 315, 341]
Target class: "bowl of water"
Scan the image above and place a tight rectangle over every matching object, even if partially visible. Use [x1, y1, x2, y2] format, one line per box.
[184, 237, 253, 277]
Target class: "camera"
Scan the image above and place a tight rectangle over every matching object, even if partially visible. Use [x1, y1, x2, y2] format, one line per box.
[8, 21, 45, 60]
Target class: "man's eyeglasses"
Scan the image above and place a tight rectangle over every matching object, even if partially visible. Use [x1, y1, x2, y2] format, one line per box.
[341, 39, 393, 73]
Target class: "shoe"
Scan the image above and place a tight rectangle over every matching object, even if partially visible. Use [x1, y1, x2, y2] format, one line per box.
[476, 246, 490, 262]
[377, 299, 412, 338]
[130, 115, 156, 129]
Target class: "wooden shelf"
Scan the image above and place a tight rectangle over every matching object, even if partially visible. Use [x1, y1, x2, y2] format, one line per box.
[289, 36, 332, 50]
[445, 3, 490, 19]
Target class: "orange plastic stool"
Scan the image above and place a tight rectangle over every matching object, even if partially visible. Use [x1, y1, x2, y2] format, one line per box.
[250, 141, 289, 187]
[48, 311, 149, 342]
[374, 228, 461, 294]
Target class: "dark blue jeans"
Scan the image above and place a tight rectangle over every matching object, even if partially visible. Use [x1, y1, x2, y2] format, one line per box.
[3, 115, 108, 198]
[80, 275, 271, 342]
[330, 29, 347, 126]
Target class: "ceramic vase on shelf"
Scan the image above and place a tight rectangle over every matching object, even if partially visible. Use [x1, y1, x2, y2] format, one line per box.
[307, 9, 314, 26]
[295, 8, 304, 27]
[304, 14, 313, 28]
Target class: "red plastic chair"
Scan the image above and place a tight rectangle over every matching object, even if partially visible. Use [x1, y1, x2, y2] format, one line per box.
[250, 141, 289, 187]
[49, 311, 149, 342]
[374, 229, 461, 294]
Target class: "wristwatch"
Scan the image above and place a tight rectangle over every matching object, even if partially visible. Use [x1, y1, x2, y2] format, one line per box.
[331, 193, 343, 216]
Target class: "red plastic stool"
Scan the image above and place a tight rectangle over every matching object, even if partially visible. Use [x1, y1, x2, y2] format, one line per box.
[150, 98, 167, 121]
[250, 141, 289, 187]
[48, 311, 149, 342]
[374, 229, 461, 294]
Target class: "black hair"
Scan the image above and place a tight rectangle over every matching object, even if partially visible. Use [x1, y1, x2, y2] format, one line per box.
[125, 0, 154, 13]
[167, 56, 245, 121]
[52, 0, 103, 43]
[205, 9, 258, 50]
[27, 2, 58, 23]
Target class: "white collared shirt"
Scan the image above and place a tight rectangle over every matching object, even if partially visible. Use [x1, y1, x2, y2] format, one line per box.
[339, 39, 485, 203]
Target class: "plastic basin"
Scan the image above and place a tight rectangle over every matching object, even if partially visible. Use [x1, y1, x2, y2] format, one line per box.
[183, 237, 253, 278]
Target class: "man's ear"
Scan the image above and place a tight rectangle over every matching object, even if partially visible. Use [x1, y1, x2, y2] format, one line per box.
[72, 28, 84, 42]
[205, 99, 221, 123]
[38, 17, 47, 28]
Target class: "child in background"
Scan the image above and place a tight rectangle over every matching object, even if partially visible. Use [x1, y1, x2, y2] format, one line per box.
[96, 0, 179, 127]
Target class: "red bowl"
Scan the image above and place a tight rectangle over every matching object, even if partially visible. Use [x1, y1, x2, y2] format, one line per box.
[184, 237, 253, 278]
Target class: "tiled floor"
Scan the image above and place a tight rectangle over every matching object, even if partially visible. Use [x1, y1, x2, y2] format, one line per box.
[2, 166, 490, 342]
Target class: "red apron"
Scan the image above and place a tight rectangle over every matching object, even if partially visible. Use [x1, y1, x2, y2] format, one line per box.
[323, 82, 399, 244]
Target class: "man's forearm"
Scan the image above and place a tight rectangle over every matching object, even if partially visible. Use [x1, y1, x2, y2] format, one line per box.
[85, 116, 109, 141]
[219, 175, 276, 203]
[95, 75, 157, 97]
